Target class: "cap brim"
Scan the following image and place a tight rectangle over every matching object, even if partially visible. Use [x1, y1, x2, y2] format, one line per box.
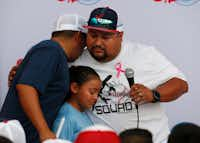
[83, 25, 119, 33]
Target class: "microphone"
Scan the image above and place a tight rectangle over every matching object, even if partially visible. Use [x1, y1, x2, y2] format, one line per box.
[125, 68, 139, 128]
[125, 68, 135, 87]
[125, 68, 138, 109]
[125, 68, 136, 106]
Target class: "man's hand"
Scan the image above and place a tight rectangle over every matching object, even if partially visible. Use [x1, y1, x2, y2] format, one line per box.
[130, 78, 188, 104]
[8, 65, 18, 87]
[8, 58, 23, 87]
[39, 129, 56, 142]
[129, 84, 154, 104]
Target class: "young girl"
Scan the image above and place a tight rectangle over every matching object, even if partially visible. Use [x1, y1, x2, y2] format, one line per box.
[52, 66, 102, 142]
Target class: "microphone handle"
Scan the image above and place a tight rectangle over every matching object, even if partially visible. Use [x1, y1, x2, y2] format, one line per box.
[128, 78, 138, 109]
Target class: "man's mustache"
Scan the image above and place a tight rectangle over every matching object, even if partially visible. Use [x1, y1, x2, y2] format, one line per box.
[91, 45, 105, 51]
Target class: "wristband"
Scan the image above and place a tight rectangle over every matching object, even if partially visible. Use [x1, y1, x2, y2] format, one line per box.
[152, 90, 160, 103]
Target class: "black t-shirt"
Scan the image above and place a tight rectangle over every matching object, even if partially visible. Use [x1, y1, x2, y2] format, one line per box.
[0, 40, 69, 143]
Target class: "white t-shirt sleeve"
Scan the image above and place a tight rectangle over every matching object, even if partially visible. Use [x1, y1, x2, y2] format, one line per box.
[143, 46, 187, 88]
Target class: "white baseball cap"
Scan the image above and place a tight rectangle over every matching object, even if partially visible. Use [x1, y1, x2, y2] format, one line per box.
[55, 14, 87, 33]
[0, 120, 26, 143]
[43, 139, 72, 143]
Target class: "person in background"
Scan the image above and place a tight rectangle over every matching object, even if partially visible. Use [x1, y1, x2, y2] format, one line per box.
[0, 120, 26, 143]
[0, 14, 87, 143]
[119, 128, 153, 143]
[0, 136, 13, 143]
[167, 122, 200, 143]
[52, 66, 101, 142]
[74, 124, 120, 143]
[73, 7, 189, 143]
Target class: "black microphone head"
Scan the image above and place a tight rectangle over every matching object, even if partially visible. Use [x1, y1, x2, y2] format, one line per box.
[125, 68, 134, 79]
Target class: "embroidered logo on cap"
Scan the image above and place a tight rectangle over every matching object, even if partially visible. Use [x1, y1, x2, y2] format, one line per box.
[91, 17, 113, 25]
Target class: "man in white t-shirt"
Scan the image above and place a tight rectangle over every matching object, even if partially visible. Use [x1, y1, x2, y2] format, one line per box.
[73, 7, 188, 143]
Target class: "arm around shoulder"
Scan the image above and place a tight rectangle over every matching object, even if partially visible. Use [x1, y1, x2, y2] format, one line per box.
[16, 84, 56, 142]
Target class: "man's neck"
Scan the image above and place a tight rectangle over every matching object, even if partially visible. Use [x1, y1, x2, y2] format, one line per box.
[51, 37, 69, 57]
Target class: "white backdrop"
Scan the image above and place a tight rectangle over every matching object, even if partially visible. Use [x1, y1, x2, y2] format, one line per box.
[0, 0, 199, 128]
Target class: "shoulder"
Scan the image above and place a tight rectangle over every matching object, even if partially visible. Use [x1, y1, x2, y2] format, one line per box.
[53, 104, 77, 127]
[29, 40, 63, 55]
[57, 103, 80, 119]
[27, 40, 67, 62]
[122, 40, 157, 52]
[57, 103, 72, 115]
[121, 40, 160, 60]
[35, 40, 60, 48]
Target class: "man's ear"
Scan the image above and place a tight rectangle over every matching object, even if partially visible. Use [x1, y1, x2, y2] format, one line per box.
[70, 82, 79, 94]
[74, 31, 81, 41]
[118, 32, 124, 38]
[117, 32, 123, 42]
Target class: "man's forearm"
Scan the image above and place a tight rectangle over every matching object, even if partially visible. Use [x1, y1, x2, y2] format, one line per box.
[16, 84, 50, 134]
[156, 77, 189, 102]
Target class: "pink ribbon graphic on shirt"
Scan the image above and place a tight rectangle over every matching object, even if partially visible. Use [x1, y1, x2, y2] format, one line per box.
[67, 0, 77, 3]
[115, 62, 125, 78]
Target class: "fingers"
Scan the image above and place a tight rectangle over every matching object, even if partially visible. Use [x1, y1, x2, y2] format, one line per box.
[8, 66, 18, 87]
[130, 84, 148, 105]
[132, 91, 146, 104]
[16, 58, 23, 66]
[7, 58, 23, 87]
